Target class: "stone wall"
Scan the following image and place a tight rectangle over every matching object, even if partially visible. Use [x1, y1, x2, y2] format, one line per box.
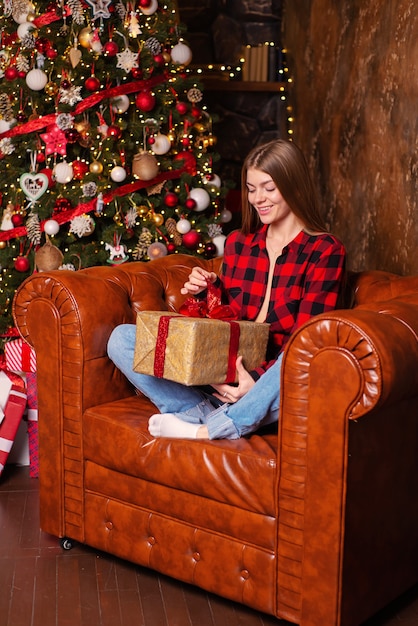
[178, 0, 286, 186]
[283, 1, 418, 274]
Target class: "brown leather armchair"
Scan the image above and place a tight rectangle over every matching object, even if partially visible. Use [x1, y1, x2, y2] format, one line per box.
[13, 254, 418, 626]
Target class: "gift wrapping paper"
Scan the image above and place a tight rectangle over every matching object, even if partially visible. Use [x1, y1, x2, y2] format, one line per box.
[5, 338, 36, 373]
[134, 311, 270, 386]
[0, 370, 27, 477]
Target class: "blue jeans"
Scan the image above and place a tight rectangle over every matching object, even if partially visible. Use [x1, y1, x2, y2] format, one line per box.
[107, 324, 283, 439]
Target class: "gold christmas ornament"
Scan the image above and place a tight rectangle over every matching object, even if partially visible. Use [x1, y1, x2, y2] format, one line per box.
[137, 205, 149, 217]
[132, 151, 159, 181]
[0, 240, 7, 249]
[152, 213, 164, 226]
[45, 81, 59, 96]
[89, 160, 103, 174]
[79, 27, 92, 48]
[75, 120, 90, 134]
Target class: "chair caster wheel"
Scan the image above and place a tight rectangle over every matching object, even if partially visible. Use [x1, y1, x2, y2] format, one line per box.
[60, 537, 75, 550]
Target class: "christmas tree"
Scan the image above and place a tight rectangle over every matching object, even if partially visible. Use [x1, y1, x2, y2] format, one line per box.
[0, 0, 233, 337]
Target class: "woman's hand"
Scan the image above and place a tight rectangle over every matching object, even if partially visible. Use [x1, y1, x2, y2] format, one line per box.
[211, 356, 255, 403]
[180, 266, 217, 296]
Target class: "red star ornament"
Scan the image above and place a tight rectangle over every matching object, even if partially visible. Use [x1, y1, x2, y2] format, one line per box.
[40, 125, 68, 156]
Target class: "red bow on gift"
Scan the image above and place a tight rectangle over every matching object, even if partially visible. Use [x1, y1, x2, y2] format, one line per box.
[179, 280, 237, 320]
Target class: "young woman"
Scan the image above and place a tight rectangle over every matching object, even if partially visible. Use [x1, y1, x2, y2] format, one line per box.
[107, 139, 346, 440]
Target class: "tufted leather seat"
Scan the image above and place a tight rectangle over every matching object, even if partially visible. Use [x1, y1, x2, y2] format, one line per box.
[13, 255, 418, 626]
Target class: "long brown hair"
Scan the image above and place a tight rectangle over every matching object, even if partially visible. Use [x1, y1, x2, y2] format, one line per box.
[240, 139, 327, 235]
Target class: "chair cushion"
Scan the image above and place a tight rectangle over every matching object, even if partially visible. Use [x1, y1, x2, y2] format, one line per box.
[83, 395, 278, 517]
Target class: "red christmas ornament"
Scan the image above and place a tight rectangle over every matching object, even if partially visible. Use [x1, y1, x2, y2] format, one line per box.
[175, 102, 188, 115]
[41, 167, 55, 187]
[61, 79, 71, 89]
[164, 192, 178, 207]
[107, 125, 122, 139]
[131, 67, 143, 79]
[36, 152, 46, 163]
[184, 197, 197, 211]
[173, 151, 197, 175]
[4, 66, 18, 81]
[16, 112, 27, 123]
[180, 136, 191, 148]
[11, 214, 24, 227]
[85, 76, 100, 91]
[167, 243, 176, 254]
[35, 37, 51, 54]
[64, 128, 80, 143]
[72, 160, 89, 180]
[14, 256, 30, 272]
[191, 106, 201, 119]
[103, 40, 119, 56]
[135, 90, 156, 112]
[154, 54, 164, 66]
[139, 0, 152, 6]
[53, 197, 72, 212]
[46, 48, 58, 60]
[182, 230, 201, 250]
[204, 242, 217, 259]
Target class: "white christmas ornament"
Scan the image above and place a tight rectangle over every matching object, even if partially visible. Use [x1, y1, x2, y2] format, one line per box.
[140, 0, 158, 16]
[205, 173, 222, 188]
[110, 166, 127, 182]
[17, 21, 35, 39]
[176, 218, 191, 234]
[0, 118, 15, 133]
[44, 219, 60, 236]
[26, 68, 48, 91]
[148, 242, 168, 259]
[54, 161, 74, 184]
[189, 187, 211, 211]
[212, 234, 226, 256]
[220, 209, 233, 223]
[152, 133, 171, 155]
[170, 42, 193, 66]
[110, 94, 130, 113]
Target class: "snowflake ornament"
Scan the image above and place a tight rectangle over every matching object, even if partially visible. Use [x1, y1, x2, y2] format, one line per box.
[59, 85, 83, 106]
[207, 223, 223, 238]
[116, 47, 139, 73]
[69, 214, 95, 237]
[0, 138, 15, 155]
[59, 263, 77, 271]
[125, 206, 137, 229]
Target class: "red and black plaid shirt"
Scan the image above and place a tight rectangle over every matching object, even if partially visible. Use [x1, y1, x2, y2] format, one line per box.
[219, 226, 346, 378]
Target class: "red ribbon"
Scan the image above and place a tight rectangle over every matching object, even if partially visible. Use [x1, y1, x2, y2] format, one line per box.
[0, 165, 187, 242]
[179, 281, 237, 321]
[0, 75, 170, 141]
[154, 283, 240, 383]
[154, 316, 172, 378]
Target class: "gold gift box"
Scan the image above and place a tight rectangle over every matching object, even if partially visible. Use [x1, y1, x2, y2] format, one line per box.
[133, 311, 270, 386]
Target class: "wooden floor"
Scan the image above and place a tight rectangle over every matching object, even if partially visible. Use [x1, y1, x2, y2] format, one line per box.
[1, 466, 418, 626]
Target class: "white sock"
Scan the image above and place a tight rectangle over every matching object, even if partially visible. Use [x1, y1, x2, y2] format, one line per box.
[148, 413, 201, 438]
